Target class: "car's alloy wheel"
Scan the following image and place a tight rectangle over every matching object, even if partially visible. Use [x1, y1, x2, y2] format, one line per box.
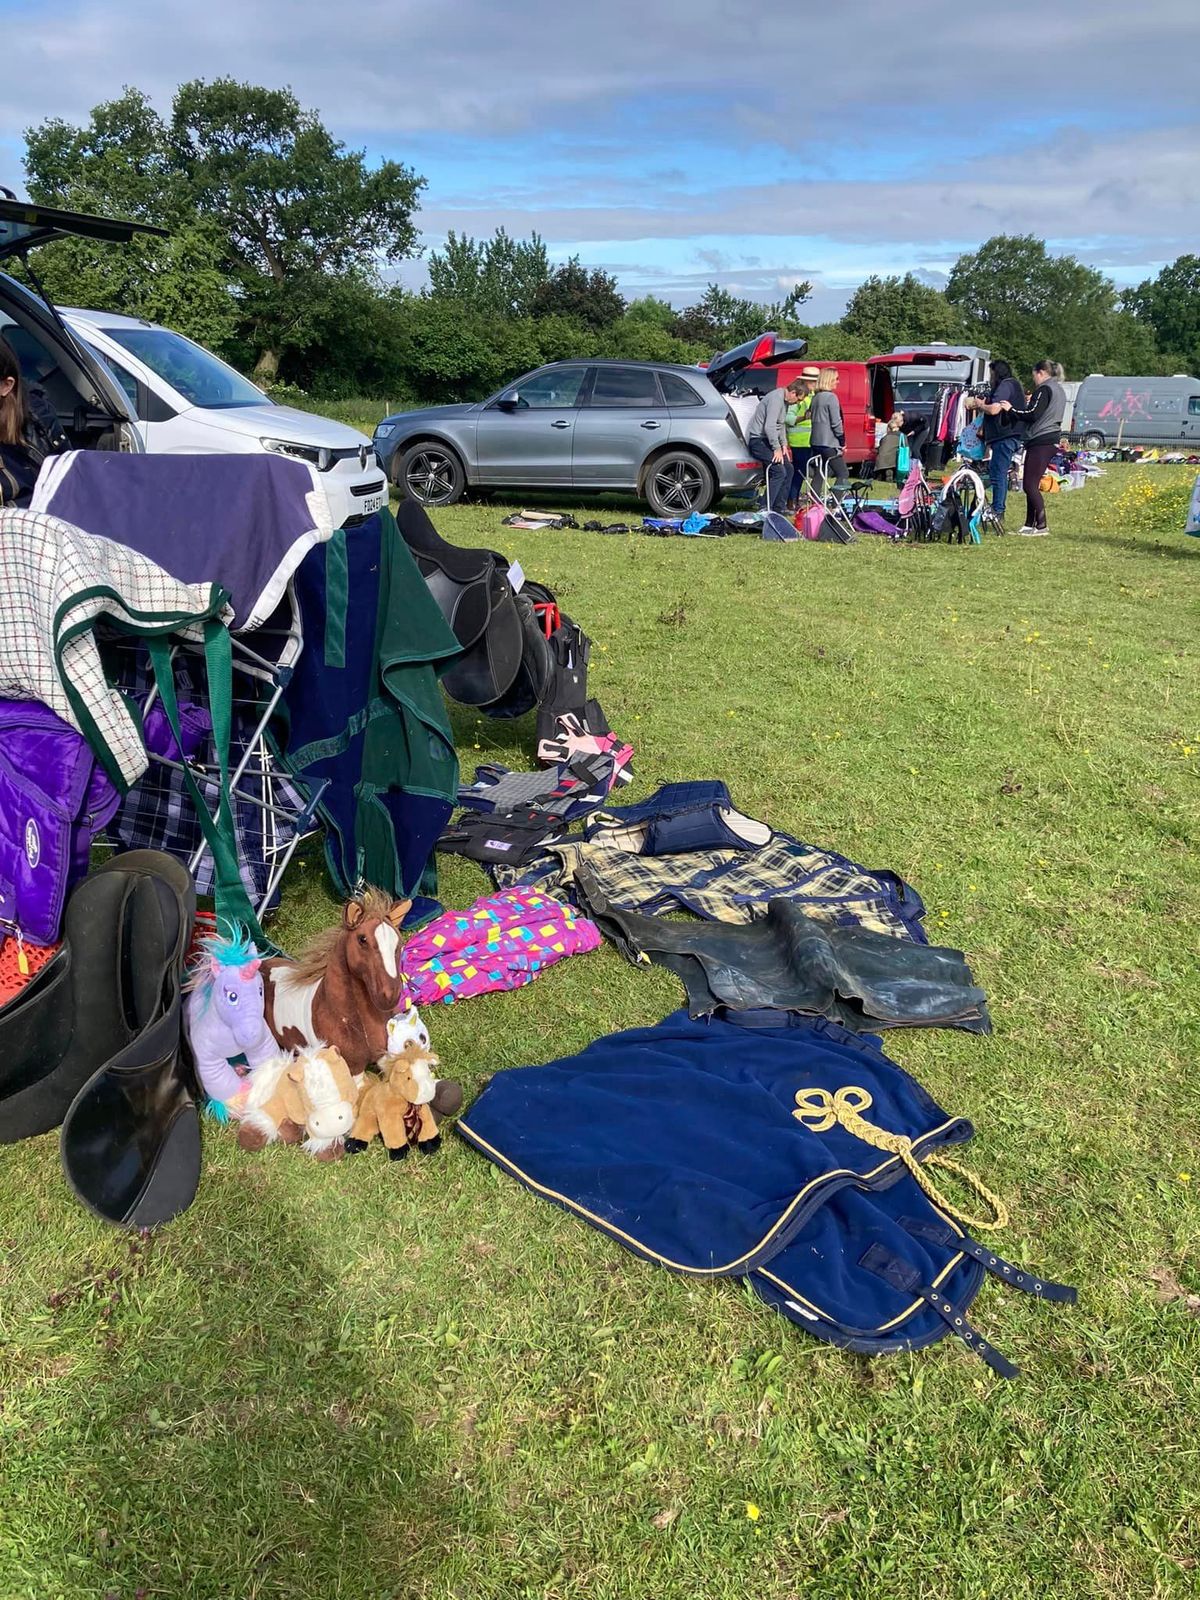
[1081, 431, 1105, 451]
[399, 443, 465, 505]
[645, 451, 714, 516]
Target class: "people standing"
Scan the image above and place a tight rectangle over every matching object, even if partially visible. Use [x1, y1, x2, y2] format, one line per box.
[965, 358, 1025, 524]
[1001, 360, 1068, 536]
[784, 366, 819, 508]
[809, 368, 848, 488]
[748, 377, 804, 513]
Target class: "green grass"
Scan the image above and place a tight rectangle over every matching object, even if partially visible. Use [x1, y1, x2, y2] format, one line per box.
[2, 467, 1199, 1600]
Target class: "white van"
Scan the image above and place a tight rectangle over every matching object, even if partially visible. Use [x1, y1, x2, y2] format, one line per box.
[63, 310, 387, 528]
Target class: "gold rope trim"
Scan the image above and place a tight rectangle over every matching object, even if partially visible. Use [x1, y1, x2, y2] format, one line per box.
[793, 1086, 1009, 1233]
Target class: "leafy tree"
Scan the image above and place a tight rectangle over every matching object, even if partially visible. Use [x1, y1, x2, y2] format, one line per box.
[426, 229, 550, 319]
[23, 82, 425, 382]
[171, 80, 424, 379]
[671, 281, 811, 349]
[798, 323, 877, 361]
[1123, 256, 1200, 372]
[532, 257, 625, 329]
[945, 234, 1150, 378]
[623, 295, 679, 330]
[840, 273, 962, 351]
[22, 90, 235, 350]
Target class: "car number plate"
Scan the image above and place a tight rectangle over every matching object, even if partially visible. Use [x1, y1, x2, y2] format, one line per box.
[359, 489, 387, 516]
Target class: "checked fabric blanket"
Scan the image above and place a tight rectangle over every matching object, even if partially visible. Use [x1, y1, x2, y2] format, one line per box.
[494, 829, 926, 941]
[458, 1010, 1076, 1376]
[0, 507, 230, 789]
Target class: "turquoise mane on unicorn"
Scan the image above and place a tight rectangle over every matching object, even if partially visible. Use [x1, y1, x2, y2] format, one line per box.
[184, 925, 279, 1113]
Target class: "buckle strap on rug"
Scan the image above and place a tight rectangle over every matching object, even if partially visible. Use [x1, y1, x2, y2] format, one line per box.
[793, 1085, 1009, 1233]
[859, 1244, 1019, 1380]
[900, 1217, 1077, 1303]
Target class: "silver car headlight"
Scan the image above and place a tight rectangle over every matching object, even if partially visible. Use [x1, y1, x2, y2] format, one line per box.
[261, 437, 333, 472]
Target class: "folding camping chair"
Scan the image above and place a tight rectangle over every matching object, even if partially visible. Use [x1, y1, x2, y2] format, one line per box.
[30, 452, 336, 926]
[896, 461, 935, 540]
[104, 588, 327, 919]
[798, 453, 858, 543]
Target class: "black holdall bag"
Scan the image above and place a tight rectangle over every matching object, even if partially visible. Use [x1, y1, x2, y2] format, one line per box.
[0, 850, 202, 1229]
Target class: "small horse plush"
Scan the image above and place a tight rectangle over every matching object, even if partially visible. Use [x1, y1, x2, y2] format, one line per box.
[238, 1045, 361, 1159]
[184, 926, 277, 1116]
[263, 889, 411, 1077]
[345, 1042, 444, 1161]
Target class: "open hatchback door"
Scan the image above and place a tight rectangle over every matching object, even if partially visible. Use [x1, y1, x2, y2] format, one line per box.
[0, 193, 168, 454]
[704, 332, 808, 393]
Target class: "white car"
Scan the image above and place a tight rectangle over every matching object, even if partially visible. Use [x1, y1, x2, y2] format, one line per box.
[63, 309, 388, 528]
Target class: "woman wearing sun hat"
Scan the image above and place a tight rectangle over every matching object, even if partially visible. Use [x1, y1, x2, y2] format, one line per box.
[785, 365, 820, 508]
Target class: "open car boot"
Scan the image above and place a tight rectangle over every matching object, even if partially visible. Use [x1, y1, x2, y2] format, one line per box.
[0, 850, 201, 1228]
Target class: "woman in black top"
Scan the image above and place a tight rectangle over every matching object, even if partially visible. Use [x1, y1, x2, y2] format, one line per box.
[1001, 361, 1068, 536]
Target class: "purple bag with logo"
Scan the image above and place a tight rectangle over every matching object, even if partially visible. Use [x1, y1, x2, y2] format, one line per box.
[0, 700, 121, 946]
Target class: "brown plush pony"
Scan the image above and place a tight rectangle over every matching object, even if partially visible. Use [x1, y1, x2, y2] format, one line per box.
[262, 890, 411, 1077]
[344, 1042, 444, 1161]
[238, 1046, 361, 1160]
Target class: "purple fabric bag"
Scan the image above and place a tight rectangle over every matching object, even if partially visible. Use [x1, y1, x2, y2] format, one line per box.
[0, 700, 121, 946]
[853, 510, 902, 537]
[142, 698, 212, 763]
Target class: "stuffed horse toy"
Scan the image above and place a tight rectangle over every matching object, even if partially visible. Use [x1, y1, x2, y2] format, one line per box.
[184, 926, 278, 1118]
[262, 889, 411, 1078]
[345, 1042, 444, 1161]
[238, 1045, 360, 1159]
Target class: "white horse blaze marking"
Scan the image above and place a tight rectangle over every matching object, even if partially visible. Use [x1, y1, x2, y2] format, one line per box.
[375, 922, 399, 979]
[408, 1060, 436, 1105]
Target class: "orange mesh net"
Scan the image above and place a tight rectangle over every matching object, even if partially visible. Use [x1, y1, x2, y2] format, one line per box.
[0, 935, 59, 1008]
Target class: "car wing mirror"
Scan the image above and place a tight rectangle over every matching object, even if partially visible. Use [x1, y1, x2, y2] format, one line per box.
[496, 390, 521, 412]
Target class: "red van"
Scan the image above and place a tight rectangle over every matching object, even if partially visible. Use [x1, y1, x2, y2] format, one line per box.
[729, 345, 895, 466]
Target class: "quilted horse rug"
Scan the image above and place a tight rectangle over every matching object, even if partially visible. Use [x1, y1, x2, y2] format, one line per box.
[458, 1011, 1075, 1376]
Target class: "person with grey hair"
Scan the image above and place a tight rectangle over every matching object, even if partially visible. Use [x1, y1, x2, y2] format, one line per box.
[748, 377, 805, 512]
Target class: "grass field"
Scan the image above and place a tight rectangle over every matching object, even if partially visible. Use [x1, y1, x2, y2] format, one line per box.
[1, 465, 1198, 1600]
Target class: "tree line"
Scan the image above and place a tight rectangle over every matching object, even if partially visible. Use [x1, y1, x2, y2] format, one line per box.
[16, 82, 1200, 404]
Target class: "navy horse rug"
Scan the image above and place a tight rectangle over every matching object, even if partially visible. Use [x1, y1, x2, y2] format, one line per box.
[458, 1011, 1075, 1376]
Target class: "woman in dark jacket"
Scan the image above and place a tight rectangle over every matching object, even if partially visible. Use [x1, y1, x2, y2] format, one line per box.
[1001, 360, 1068, 535]
[0, 338, 65, 507]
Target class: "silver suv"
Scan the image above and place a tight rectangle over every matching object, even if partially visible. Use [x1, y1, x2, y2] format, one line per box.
[373, 342, 803, 516]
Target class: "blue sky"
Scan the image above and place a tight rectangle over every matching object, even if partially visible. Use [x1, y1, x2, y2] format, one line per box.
[3, 0, 1198, 317]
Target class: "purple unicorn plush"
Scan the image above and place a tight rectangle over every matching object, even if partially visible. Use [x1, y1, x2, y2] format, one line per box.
[184, 926, 280, 1115]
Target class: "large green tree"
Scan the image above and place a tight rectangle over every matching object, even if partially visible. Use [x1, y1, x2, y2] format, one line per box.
[22, 90, 235, 349]
[945, 234, 1159, 379]
[671, 281, 812, 349]
[171, 80, 424, 378]
[531, 256, 626, 329]
[23, 81, 425, 380]
[1123, 256, 1200, 373]
[840, 273, 962, 350]
[426, 229, 551, 319]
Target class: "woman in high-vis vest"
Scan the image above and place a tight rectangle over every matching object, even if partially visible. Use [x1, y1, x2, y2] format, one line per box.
[785, 365, 820, 509]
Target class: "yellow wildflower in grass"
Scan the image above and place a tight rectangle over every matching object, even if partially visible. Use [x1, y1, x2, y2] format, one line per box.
[745, 1503, 762, 1522]
[1178, 1173, 1192, 1184]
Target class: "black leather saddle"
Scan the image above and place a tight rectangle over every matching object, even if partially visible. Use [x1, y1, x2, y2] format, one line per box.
[0, 850, 201, 1228]
[396, 499, 552, 717]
